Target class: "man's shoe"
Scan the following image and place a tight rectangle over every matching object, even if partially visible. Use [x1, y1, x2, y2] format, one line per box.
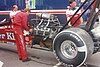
[22, 58, 31, 62]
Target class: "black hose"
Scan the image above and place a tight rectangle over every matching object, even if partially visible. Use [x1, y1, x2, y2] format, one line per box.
[72, 0, 96, 27]
[86, 0, 100, 31]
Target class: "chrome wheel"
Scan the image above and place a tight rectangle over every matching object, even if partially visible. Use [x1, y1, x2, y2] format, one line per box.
[61, 40, 78, 59]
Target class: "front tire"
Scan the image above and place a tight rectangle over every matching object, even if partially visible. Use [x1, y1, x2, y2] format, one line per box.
[53, 28, 94, 67]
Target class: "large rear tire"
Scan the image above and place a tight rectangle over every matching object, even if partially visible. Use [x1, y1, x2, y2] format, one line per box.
[53, 28, 94, 67]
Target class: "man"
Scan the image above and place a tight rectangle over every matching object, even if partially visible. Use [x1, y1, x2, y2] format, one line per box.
[9, 5, 20, 22]
[13, 8, 31, 61]
[66, 1, 83, 27]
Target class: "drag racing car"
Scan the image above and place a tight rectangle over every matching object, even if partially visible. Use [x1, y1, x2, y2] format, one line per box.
[0, 0, 100, 67]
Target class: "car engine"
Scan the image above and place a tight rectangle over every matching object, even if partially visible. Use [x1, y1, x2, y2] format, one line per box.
[30, 13, 62, 41]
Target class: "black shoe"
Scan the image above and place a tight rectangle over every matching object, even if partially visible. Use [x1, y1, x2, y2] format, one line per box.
[22, 58, 31, 62]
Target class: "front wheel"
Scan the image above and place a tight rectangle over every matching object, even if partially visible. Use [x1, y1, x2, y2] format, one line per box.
[53, 28, 94, 67]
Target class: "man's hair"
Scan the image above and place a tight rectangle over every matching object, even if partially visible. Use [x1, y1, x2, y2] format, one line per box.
[24, 8, 31, 12]
[12, 5, 18, 10]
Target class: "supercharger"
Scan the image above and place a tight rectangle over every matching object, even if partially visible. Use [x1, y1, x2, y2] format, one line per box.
[31, 13, 62, 40]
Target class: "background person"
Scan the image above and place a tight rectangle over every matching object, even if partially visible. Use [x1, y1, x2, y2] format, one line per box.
[66, 1, 83, 27]
[9, 5, 20, 22]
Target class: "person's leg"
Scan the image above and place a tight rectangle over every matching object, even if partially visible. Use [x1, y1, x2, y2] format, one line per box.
[14, 28, 28, 61]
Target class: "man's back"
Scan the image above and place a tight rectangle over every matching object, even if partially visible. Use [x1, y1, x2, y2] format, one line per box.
[13, 12, 29, 30]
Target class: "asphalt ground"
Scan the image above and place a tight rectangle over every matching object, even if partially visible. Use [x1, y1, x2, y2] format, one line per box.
[0, 43, 100, 67]
[0, 43, 57, 67]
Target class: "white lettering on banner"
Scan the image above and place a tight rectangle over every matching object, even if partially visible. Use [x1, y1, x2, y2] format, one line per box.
[6, 32, 15, 40]
[2, 34, 5, 39]
[0, 34, 5, 39]
[0, 32, 15, 40]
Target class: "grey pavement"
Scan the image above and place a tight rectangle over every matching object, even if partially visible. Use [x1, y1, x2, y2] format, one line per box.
[0, 43, 100, 67]
[0, 43, 57, 67]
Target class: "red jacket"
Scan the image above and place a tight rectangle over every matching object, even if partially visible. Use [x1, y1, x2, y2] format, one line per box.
[13, 12, 29, 30]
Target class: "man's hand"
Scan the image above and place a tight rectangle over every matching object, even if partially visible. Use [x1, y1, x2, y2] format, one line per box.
[23, 30, 30, 36]
[29, 29, 33, 33]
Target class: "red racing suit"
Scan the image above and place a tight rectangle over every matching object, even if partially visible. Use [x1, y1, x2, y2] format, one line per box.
[13, 12, 29, 61]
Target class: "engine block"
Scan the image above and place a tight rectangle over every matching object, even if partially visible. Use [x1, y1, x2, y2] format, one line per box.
[30, 13, 62, 40]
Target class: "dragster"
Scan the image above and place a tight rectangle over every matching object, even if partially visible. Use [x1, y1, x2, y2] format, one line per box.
[0, 0, 100, 67]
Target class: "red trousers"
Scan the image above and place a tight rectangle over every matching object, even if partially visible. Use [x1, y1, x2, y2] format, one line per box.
[13, 26, 28, 61]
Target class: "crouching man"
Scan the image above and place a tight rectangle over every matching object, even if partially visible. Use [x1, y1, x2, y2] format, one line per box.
[13, 8, 31, 61]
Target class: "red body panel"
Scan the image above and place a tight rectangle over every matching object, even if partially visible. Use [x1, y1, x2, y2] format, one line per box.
[0, 25, 29, 61]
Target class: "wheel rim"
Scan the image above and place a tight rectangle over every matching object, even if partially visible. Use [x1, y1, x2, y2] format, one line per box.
[60, 40, 78, 59]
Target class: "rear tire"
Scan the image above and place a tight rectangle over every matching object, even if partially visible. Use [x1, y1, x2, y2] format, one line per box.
[53, 28, 94, 67]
